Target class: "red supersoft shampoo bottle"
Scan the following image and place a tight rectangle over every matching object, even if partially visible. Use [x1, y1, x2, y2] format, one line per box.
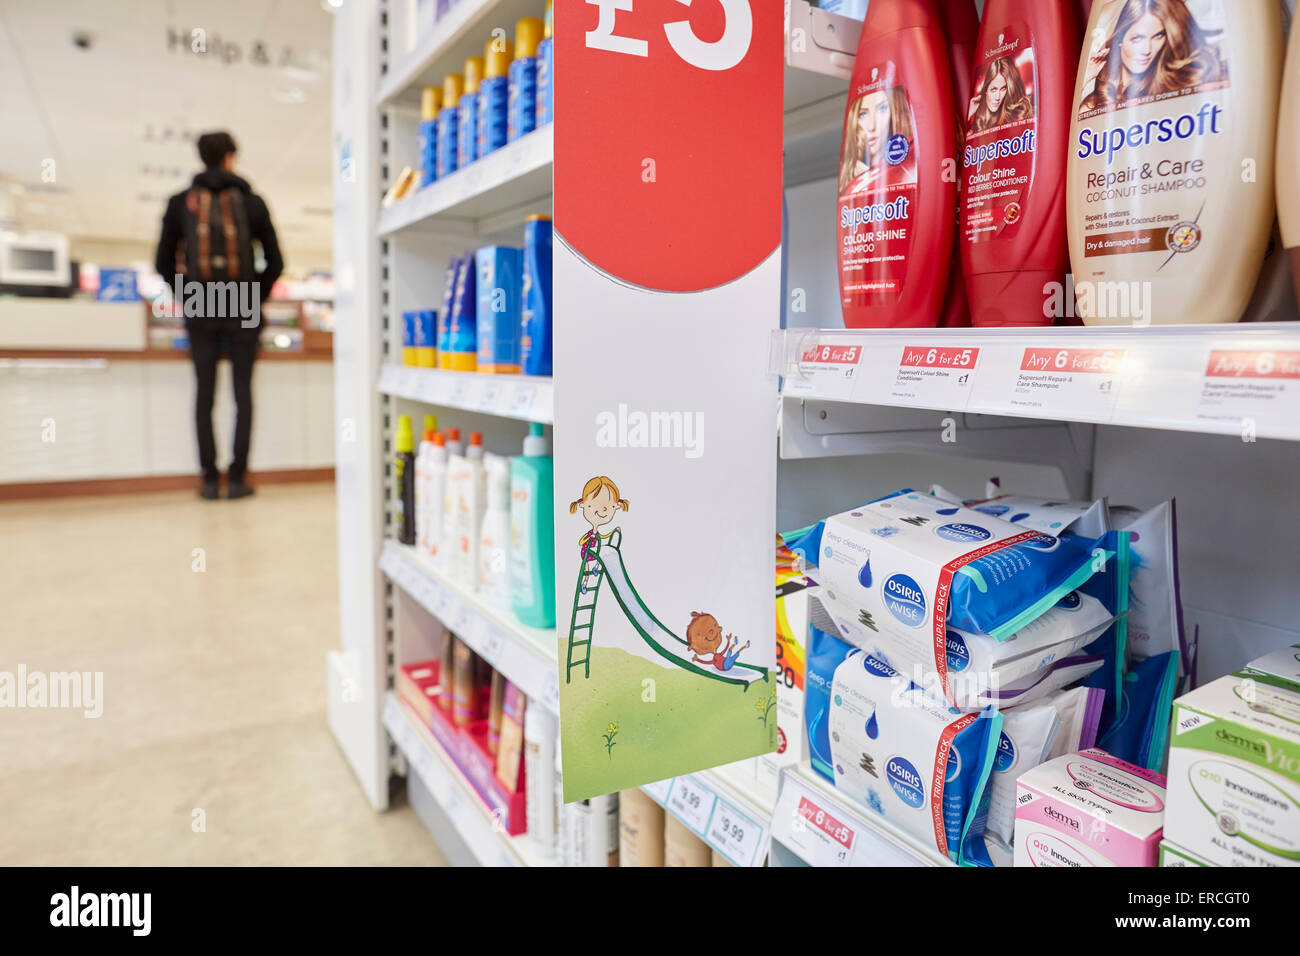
[938, 0, 981, 327]
[837, 0, 958, 328]
[960, 0, 1079, 326]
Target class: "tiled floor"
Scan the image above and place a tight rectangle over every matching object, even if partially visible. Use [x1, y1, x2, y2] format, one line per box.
[0, 483, 446, 865]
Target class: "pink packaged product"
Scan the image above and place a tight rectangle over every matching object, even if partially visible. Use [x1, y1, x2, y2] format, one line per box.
[1014, 748, 1166, 867]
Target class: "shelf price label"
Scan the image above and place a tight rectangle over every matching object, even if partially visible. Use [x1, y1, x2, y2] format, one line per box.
[480, 627, 506, 667]
[643, 777, 673, 804]
[478, 382, 502, 413]
[447, 377, 470, 409]
[1196, 349, 1300, 438]
[891, 345, 980, 409]
[540, 669, 561, 714]
[667, 775, 716, 836]
[793, 796, 856, 865]
[993, 347, 1126, 421]
[707, 796, 764, 867]
[508, 384, 537, 418]
[785, 343, 863, 400]
[1205, 349, 1300, 379]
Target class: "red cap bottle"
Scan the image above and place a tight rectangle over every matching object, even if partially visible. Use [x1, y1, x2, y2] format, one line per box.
[837, 0, 958, 329]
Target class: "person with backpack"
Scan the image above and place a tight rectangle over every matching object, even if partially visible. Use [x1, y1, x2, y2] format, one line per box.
[154, 131, 283, 500]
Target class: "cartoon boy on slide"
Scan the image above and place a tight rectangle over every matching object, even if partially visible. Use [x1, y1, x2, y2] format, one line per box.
[687, 612, 751, 672]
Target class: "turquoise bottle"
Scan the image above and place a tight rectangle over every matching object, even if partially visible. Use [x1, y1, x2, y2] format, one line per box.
[509, 423, 554, 628]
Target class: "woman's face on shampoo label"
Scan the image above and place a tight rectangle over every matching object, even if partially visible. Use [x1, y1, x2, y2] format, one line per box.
[1121, 13, 1168, 79]
[859, 92, 892, 167]
[985, 72, 1009, 115]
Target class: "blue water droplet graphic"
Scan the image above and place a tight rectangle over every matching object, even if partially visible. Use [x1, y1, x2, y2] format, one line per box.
[865, 710, 879, 739]
[936, 507, 958, 516]
[858, 558, 872, 588]
[1010, 512, 1030, 523]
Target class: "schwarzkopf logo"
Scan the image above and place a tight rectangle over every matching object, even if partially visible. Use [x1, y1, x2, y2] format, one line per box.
[985, 34, 1020, 58]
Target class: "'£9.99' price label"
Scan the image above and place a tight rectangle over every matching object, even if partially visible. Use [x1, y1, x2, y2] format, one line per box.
[667, 775, 716, 836]
[707, 797, 764, 867]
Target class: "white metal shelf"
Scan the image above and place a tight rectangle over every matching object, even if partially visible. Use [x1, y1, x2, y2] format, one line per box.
[377, 124, 553, 236]
[774, 323, 1300, 442]
[380, 540, 560, 716]
[770, 765, 954, 867]
[641, 763, 776, 868]
[378, 363, 553, 423]
[377, 0, 546, 107]
[383, 692, 555, 867]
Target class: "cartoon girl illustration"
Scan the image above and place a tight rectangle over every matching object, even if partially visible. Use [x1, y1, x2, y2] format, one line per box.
[838, 86, 917, 196]
[1079, 0, 1226, 115]
[686, 612, 751, 672]
[569, 476, 629, 593]
[967, 55, 1034, 134]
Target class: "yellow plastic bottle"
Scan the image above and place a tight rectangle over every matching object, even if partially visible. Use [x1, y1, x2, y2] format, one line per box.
[1067, 1, 1284, 325]
[1278, 18, 1300, 302]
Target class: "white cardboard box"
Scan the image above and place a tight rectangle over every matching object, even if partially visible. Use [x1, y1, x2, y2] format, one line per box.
[1164, 670, 1300, 868]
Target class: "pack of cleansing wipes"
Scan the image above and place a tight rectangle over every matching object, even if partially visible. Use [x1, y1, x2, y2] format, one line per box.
[785, 490, 1114, 648]
[815, 631, 1003, 867]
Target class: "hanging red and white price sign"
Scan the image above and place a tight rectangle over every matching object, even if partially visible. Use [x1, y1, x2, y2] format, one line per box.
[554, 1, 782, 800]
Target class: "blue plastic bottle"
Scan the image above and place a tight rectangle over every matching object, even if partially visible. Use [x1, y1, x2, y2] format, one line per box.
[457, 56, 483, 169]
[419, 86, 441, 186]
[442, 255, 477, 371]
[520, 215, 553, 376]
[510, 424, 554, 629]
[477, 38, 512, 158]
[436, 73, 462, 180]
[536, 1, 553, 126]
[507, 17, 543, 142]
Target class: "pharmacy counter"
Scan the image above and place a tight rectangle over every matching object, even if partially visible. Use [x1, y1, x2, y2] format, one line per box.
[0, 350, 335, 496]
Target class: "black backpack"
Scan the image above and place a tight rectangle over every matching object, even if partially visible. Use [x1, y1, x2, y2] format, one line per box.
[179, 186, 254, 285]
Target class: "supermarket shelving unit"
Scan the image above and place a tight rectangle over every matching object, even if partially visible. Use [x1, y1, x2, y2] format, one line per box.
[332, 0, 1300, 867]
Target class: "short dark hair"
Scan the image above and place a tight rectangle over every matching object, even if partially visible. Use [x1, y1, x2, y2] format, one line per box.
[197, 131, 238, 169]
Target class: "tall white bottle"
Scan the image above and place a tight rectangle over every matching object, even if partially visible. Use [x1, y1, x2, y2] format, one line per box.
[414, 418, 437, 555]
[424, 431, 449, 562]
[478, 454, 511, 607]
[524, 700, 557, 860]
[457, 432, 487, 589]
[439, 427, 464, 574]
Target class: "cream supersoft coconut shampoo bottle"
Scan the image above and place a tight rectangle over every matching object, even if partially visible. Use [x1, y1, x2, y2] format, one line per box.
[1279, 15, 1300, 301]
[1067, 0, 1284, 325]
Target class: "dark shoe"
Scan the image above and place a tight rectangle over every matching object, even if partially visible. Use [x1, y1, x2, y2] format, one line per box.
[199, 482, 221, 500]
[227, 480, 255, 500]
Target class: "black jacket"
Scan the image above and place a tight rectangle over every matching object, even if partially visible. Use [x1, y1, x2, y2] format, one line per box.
[154, 169, 284, 305]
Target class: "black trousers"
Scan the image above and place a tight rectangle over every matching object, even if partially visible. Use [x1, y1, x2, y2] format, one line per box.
[187, 322, 259, 483]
